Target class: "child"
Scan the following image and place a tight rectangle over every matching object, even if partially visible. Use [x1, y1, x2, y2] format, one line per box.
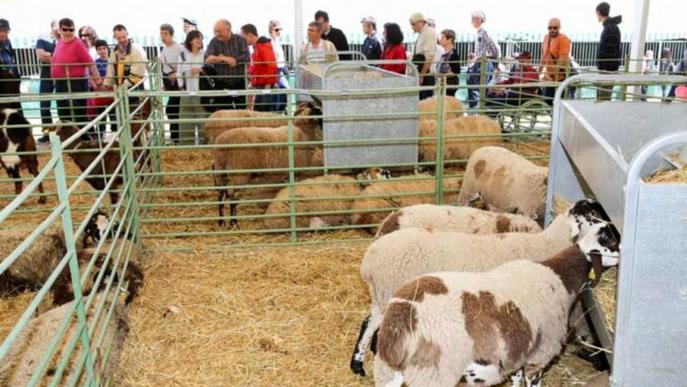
[89, 39, 116, 134]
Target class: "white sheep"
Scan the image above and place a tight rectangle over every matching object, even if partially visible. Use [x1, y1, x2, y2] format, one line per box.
[419, 116, 502, 163]
[212, 103, 323, 228]
[0, 292, 129, 386]
[375, 204, 542, 237]
[350, 174, 461, 232]
[349, 199, 608, 377]
[457, 146, 549, 221]
[373, 221, 620, 387]
[263, 169, 390, 231]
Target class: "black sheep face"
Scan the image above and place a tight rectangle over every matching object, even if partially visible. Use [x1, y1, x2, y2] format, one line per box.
[567, 199, 613, 241]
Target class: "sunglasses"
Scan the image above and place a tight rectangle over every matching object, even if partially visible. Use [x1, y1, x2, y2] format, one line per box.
[80, 34, 91, 38]
[548, 26, 560, 30]
[61, 27, 74, 32]
[274, 28, 282, 32]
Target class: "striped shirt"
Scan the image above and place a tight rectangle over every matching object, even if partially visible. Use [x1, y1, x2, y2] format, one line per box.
[205, 34, 250, 79]
[474, 28, 499, 58]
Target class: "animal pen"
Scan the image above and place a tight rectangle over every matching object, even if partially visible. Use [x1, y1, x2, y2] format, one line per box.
[1, 58, 686, 386]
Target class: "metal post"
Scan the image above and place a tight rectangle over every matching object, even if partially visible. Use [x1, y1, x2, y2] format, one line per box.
[434, 80, 446, 205]
[149, 59, 164, 185]
[286, 91, 298, 242]
[116, 86, 142, 246]
[294, 0, 304, 87]
[48, 132, 97, 384]
[628, 0, 651, 100]
[478, 55, 487, 113]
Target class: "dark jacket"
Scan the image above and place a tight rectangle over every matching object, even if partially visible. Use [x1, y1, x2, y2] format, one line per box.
[597, 15, 622, 72]
[362, 34, 381, 61]
[322, 26, 349, 60]
[438, 49, 461, 85]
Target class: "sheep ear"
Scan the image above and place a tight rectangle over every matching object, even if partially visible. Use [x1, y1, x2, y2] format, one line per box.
[589, 252, 604, 288]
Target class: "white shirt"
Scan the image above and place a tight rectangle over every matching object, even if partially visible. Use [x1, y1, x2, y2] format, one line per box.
[433, 44, 445, 74]
[161, 42, 182, 75]
[177, 49, 205, 92]
[271, 36, 286, 69]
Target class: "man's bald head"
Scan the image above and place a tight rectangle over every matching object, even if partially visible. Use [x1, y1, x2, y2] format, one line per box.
[214, 19, 232, 41]
[548, 18, 561, 37]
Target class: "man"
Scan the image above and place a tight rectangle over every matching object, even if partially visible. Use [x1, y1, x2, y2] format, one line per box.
[160, 23, 182, 143]
[360, 16, 381, 61]
[182, 17, 198, 35]
[409, 12, 436, 100]
[0, 18, 22, 112]
[596, 2, 622, 101]
[299, 21, 338, 65]
[205, 19, 250, 110]
[240, 24, 278, 112]
[105, 24, 147, 90]
[467, 10, 499, 108]
[540, 18, 572, 103]
[35, 20, 60, 142]
[315, 10, 349, 60]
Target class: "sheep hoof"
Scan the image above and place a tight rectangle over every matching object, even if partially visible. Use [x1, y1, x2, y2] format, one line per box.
[38, 196, 47, 204]
[350, 360, 366, 377]
[230, 220, 240, 229]
[218, 219, 225, 227]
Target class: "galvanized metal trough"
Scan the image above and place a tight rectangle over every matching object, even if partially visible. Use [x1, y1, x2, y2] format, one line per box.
[546, 74, 687, 387]
[299, 62, 420, 168]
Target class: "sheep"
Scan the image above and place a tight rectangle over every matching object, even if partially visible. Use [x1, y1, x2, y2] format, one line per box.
[213, 103, 323, 227]
[419, 116, 502, 163]
[53, 123, 124, 205]
[417, 96, 464, 121]
[349, 199, 610, 377]
[372, 221, 620, 387]
[204, 102, 320, 144]
[263, 169, 391, 231]
[0, 292, 129, 386]
[0, 108, 47, 204]
[457, 146, 549, 222]
[375, 204, 542, 237]
[349, 174, 461, 232]
[0, 223, 143, 307]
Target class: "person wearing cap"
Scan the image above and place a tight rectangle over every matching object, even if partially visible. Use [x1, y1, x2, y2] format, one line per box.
[0, 18, 22, 112]
[269, 20, 288, 112]
[409, 12, 436, 100]
[160, 23, 182, 143]
[315, 10, 350, 60]
[485, 51, 539, 115]
[437, 29, 461, 97]
[360, 17, 381, 61]
[241, 23, 278, 112]
[595, 2, 622, 101]
[540, 17, 572, 103]
[466, 10, 499, 109]
[51, 18, 102, 125]
[182, 18, 198, 34]
[205, 19, 250, 110]
[300, 21, 338, 65]
[35, 20, 60, 140]
[380, 22, 406, 75]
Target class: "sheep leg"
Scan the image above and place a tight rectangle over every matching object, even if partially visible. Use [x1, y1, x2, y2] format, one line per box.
[7, 166, 22, 196]
[524, 368, 543, 387]
[229, 191, 239, 228]
[510, 369, 525, 387]
[373, 354, 403, 387]
[110, 191, 120, 206]
[26, 156, 47, 204]
[462, 361, 503, 385]
[350, 304, 383, 376]
[218, 189, 227, 227]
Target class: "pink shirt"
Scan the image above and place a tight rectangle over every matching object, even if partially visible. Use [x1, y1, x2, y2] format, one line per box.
[50, 38, 94, 79]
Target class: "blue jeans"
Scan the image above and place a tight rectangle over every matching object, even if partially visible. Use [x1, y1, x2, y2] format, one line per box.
[39, 79, 55, 126]
[467, 61, 495, 108]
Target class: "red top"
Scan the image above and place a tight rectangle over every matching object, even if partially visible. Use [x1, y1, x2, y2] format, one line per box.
[249, 38, 278, 86]
[51, 38, 94, 79]
[497, 64, 539, 96]
[380, 44, 407, 75]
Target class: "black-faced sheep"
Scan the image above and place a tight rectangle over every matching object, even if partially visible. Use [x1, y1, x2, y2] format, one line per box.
[349, 199, 610, 376]
[263, 169, 391, 231]
[457, 146, 549, 222]
[373, 221, 620, 387]
[0, 108, 47, 204]
[375, 204, 542, 237]
[212, 102, 323, 227]
[418, 116, 502, 163]
[0, 292, 130, 386]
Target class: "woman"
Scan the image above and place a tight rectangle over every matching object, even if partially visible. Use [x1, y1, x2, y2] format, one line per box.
[380, 23, 406, 75]
[78, 25, 98, 59]
[35, 20, 59, 143]
[51, 18, 102, 125]
[437, 29, 461, 96]
[269, 20, 288, 112]
[176, 30, 207, 145]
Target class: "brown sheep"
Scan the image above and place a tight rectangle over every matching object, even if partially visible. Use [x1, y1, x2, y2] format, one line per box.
[419, 115, 502, 163]
[213, 103, 323, 227]
[417, 95, 464, 121]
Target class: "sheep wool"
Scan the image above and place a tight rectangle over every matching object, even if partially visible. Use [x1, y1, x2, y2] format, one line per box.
[204, 110, 287, 144]
[375, 204, 542, 237]
[350, 175, 461, 231]
[417, 96, 464, 121]
[0, 293, 129, 386]
[458, 146, 548, 221]
[419, 116, 502, 162]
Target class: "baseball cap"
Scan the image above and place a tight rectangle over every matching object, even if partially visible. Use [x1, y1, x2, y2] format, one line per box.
[181, 17, 198, 27]
[269, 20, 282, 31]
[409, 13, 426, 24]
[0, 19, 10, 31]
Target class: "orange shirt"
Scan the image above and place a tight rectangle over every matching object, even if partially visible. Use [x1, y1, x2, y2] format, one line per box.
[541, 33, 572, 81]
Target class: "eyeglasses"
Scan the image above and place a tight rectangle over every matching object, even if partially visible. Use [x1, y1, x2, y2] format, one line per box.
[80, 34, 91, 38]
[61, 27, 74, 32]
[548, 26, 560, 30]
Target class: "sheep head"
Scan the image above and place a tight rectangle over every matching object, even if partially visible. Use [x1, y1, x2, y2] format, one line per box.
[293, 102, 323, 136]
[576, 221, 621, 287]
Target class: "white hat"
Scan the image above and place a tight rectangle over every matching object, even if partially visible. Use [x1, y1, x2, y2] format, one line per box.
[182, 17, 198, 27]
[409, 13, 426, 24]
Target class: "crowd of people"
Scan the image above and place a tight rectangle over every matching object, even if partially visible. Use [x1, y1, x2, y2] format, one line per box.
[0, 2, 685, 144]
